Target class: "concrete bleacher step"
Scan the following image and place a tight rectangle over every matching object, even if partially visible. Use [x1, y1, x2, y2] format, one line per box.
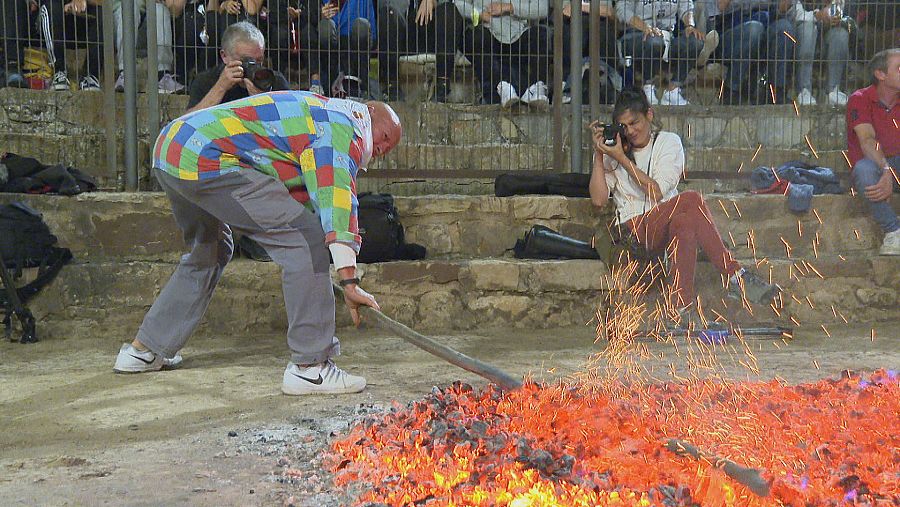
[3, 192, 896, 340]
[1, 193, 891, 262]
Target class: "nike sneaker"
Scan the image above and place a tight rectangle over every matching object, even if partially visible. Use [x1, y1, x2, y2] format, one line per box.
[113, 343, 183, 373]
[281, 360, 366, 395]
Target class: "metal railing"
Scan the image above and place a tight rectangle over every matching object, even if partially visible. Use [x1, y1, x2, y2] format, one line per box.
[1, 0, 897, 187]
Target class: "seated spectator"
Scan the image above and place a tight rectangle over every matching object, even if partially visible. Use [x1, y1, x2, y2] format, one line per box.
[846, 48, 900, 256]
[789, 0, 851, 106]
[114, 0, 186, 93]
[38, 0, 104, 91]
[560, 0, 618, 104]
[2, 0, 37, 88]
[455, 0, 552, 107]
[715, 0, 795, 104]
[300, 0, 377, 98]
[205, 0, 264, 44]
[377, 0, 467, 101]
[186, 21, 289, 113]
[616, 0, 717, 106]
[589, 88, 778, 322]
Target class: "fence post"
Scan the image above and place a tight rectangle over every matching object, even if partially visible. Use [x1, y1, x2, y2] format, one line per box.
[552, 0, 565, 173]
[588, 0, 602, 123]
[122, 0, 139, 191]
[569, 0, 583, 173]
[101, 4, 118, 189]
[146, 0, 160, 184]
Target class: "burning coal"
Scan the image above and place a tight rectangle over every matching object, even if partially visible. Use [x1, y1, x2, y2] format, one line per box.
[331, 370, 898, 506]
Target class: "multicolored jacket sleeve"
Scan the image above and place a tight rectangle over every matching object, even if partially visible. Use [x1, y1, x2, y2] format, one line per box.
[296, 114, 363, 253]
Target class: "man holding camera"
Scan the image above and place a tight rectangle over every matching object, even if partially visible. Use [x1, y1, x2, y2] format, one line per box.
[847, 48, 900, 256]
[114, 90, 403, 396]
[186, 21, 289, 113]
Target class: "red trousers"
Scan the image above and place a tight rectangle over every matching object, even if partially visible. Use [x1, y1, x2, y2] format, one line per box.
[626, 191, 740, 308]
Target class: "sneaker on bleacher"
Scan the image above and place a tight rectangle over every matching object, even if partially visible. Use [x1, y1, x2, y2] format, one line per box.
[797, 88, 816, 105]
[497, 81, 519, 108]
[158, 73, 184, 94]
[520, 81, 549, 109]
[79, 75, 101, 91]
[642, 83, 660, 105]
[661, 86, 690, 106]
[51, 71, 70, 91]
[114, 71, 125, 92]
[827, 87, 848, 106]
[880, 229, 900, 256]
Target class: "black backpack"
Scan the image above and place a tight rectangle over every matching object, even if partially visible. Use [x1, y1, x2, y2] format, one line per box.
[357, 193, 426, 263]
[0, 202, 72, 343]
[494, 173, 591, 198]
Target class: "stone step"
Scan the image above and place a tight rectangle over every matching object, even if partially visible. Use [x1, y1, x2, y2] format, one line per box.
[25, 252, 899, 343]
[0, 193, 891, 263]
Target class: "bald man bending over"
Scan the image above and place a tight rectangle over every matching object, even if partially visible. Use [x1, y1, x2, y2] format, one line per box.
[113, 91, 402, 395]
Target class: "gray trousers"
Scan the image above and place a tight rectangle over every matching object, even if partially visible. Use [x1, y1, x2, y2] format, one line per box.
[137, 169, 340, 365]
[795, 21, 849, 93]
[114, 2, 174, 72]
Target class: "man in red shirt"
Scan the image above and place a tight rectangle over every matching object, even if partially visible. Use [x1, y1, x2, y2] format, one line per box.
[847, 48, 900, 255]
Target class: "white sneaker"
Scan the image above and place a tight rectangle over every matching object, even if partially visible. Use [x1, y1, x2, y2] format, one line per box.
[827, 88, 848, 106]
[79, 75, 101, 91]
[797, 88, 817, 106]
[497, 81, 519, 108]
[695, 30, 719, 68]
[113, 343, 183, 373]
[158, 73, 184, 94]
[282, 360, 366, 395]
[880, 229, 900, 256]
[642, 83, 660, 105]
[661, 86, 690, 106]
[51, 71, 70, 91]
[520, 81, 549, 109]
[114, 71, 125, 92]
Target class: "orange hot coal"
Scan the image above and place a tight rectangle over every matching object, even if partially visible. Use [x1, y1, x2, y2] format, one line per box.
[331, 370, 899, 506]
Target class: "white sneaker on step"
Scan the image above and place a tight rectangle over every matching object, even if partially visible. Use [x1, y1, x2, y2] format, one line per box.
[797, 88, 817, 106]
[282, 360, 366, 395]
[827, 88, 848, 106]
[642, 83, 660, 105]
[880, 229, 900, 256]
[661, 86, 690, 106]
[497, 81, 519, 108]
[520, 81, 549, 109]
[695, 30, 719, 68]
[113, 343, 183, 373]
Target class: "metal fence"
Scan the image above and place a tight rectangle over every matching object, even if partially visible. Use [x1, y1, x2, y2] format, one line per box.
[1, 0, 898, 188]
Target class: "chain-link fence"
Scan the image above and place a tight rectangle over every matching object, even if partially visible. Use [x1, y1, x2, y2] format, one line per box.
[1, 0, 897, 189]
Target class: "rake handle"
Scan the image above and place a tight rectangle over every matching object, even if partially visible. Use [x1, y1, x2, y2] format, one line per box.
[664, 438, 771, 497]
[333, 281, 524, 391]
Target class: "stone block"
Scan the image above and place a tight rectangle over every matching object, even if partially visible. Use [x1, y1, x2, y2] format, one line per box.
[458, 220, 518, 257]
[405, 223, 456, 256]
[416, 290, 467, 329]
[682, 116, 727, 148]
[466, 294, 533, 322]
[525, 260, 608, 292]
[855, 287, 897, 307]
[466, 261, 521, 291]
[755, 115, 813, 149]
[511, 196, 571, 220]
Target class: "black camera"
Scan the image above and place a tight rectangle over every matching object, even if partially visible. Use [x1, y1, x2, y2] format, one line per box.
[240, 58, 275, 92]
[601, 123, 626, 146]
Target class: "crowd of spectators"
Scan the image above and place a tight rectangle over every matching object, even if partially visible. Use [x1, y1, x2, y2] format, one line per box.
[0, 0, 897, 105]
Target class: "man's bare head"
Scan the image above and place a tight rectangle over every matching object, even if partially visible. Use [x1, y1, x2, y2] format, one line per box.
[366, 101, 402, 157]
[869, 48, 900, 90]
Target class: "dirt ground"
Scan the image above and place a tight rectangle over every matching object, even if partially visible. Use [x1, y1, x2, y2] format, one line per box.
[1, 320, 898, 506]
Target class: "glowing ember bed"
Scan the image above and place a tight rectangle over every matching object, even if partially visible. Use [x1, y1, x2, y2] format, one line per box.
[331, 370, 899, 506]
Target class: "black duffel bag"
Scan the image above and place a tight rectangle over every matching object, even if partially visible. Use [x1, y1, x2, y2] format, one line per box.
[494, 173, 591, 198]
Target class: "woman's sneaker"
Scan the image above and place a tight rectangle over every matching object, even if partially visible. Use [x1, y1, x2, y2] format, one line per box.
[497, 81, 519, 108]
[520, 81, 549, 109]
[282, 360, 366, 395]
[727, 270, 780, 305]
[51, 71, 70, 91]
[113, 343, 183, 373]
[79, 75, 101, 91]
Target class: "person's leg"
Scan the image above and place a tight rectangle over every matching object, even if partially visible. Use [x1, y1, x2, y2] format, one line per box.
[431, 1, 465, 82]
[519, 24, 551, 87]
[670, 35, 702, 86]
[135, 170, 235, 359]
[464, 25, 501, 103]
[38, 0, 68, 74]
[83, 5, 103, 79]
[852, 158, 900, 234]
[192, 170, 339, 364]
[377, 3, 407, 92]
[156, 3, 176, 73]
[795, 19, 816, 93]
[348, 17, 372, 92]
[721, 20, 765, 92]
[628, 191, 740, 308]
[1, 0, 29, 73]
[620, 30, 663, 84]
[317, 17, 340, 93]
[766, 18, 795, 99]
[823, 25, 849, 92]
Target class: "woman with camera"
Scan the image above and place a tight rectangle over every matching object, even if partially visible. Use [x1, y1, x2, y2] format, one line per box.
[589, 88, 778, 326]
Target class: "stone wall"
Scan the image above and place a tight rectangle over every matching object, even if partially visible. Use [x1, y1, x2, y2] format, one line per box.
[2, 88, 851, 195]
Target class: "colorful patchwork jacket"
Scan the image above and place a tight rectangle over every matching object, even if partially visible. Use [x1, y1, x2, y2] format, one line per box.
[152, 91, 365, 252]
